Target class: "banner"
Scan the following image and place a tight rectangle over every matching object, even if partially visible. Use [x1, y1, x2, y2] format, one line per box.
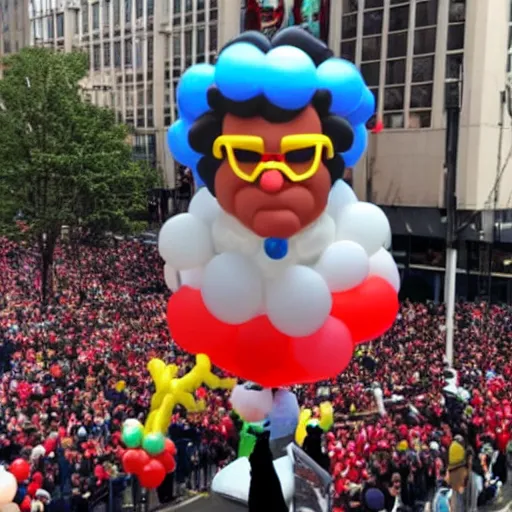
[241, 0, 331, 43]
[287, 444, 333, 512]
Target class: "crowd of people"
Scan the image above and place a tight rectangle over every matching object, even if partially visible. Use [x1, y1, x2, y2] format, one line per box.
[1, 235, 512, 511]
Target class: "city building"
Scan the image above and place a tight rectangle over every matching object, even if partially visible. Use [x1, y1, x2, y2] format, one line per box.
[27, 0, 240, 187]
[0, 0, 30, 58]
[331, 0, 512, 302]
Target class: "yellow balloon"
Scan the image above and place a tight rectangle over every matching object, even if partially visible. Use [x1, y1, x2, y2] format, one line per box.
[144, 354, 237, 435]
[318, 402, 334, 432]
[295, 408, 312, 447]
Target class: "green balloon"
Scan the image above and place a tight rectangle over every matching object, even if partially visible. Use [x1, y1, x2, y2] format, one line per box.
[143, 433, 165, 455]
[122, 425, 144, 448]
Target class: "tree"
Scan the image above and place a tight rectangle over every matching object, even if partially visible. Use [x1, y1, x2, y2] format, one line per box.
[0, 48, 159, 304]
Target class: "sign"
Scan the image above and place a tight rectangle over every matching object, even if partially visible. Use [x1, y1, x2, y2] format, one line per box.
[287, 444, 333, 512]
[241, 0, 331, 43]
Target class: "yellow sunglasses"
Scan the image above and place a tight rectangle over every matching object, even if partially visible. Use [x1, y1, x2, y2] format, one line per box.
[212, 133, 335, 183]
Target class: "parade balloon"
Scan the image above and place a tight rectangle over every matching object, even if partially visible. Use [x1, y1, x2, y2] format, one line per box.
[0, 469, 16, 505]
[165, 26, 398, 387]
[8, 460, 30, 483]
[138, 460, 166, 489]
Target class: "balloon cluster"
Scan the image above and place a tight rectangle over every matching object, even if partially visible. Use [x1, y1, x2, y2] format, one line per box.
[161, 181, 399, 386]
[168, 38, 375, 187]
[121, 420, 177, 489]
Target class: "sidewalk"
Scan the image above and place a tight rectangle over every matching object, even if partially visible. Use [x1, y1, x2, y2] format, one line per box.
[481, 483, 512, 512]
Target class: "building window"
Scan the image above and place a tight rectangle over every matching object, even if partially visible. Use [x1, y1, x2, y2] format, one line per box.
[92, 2, 99, 30]
[209, 23, 217, 53]
[184, 29, 192, 60]
[147, 0, 154, 16]
[114, 41, 121, 67]
[103, 1, 110, 26]
[56, 13, 64, 38]
[93, 44, 101, 70]
[174, 0, 181, 15]
[104, 43, 111, 67]
[340, 3, 356, 62]
[147, 37, 153, 65]
[342, 0, 358, 14]
[125, 39, 133, 65]
[125, 0, 132, 23]
[114, 0, 120, 25]
[136, 0, 143, 19]
[81, 0, 88, 33]
[445, 0, 465, 109]
[196, 27, 205, 56]
[135, 38, 143, 68]
[47, 15, 54, 39]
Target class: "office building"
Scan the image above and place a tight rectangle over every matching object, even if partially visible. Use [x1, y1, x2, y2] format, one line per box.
[0, 0, 30, 57]
[330, 0, 512, 301]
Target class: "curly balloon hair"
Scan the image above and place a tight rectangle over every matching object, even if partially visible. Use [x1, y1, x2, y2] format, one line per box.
[168, 27, 375, 195]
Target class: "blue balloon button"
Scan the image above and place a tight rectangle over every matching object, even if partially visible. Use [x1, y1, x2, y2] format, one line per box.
[264, 238, 288, 260]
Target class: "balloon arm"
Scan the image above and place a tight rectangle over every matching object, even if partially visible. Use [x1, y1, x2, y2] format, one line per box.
[145, 354, 237, 435]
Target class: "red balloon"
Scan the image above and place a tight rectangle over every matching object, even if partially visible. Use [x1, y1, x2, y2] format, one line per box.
[122, 449, 149, 475]
[167, 287, 237, 368]
[20, 496, 32, 512]
[156, 451, 176, 473]
[32, 472, 43, 485]
[10, 458, 31, 482]
[138, 460, 166, 489]
[164, 439, 177, 457]
[331, 276, 398, 344]
[27, 481, 40, 497]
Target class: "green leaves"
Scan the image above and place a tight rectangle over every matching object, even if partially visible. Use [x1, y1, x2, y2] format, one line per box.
[0, 47, 159, 242]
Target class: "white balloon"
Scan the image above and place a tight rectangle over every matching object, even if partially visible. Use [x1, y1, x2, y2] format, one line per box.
[188, 187, 221, 226]
[369, 248, 400, 291]
[253, 245, 299, 280]
[266, 265, 332, 337]
[212, 211, 260, 256]
[164, 264, 179, 292]
[123, 419, 143, 429]
[327, 179, 358, 219]
[230, 385, 274, 423]
[336, 202, 391, 256]
[0, 469, 17, 506]
[293, 213, 336, 264]
[315, 240, 369, 292]
[180, 267, 204, 289]
[159, 213, 214, 270]
[201, 253, 263, 324]
[0, 503, 21, 512]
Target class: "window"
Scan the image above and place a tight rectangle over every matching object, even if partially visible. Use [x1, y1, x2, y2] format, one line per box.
[196, 27, 205, 56]
[114, 0, 120, 25]
[413, 27, 436, 55]
[82, 0, 88, 32]
[386, 59, 405, 84]
[387, 31, 407, 58]
[362, 36, 381, 61]
[173, 33, 181, 58]
[445, 0, 465, 110]
[388, 5, 409, 32]
[125, 0, 132, 23]
[135, 38, 142, 68]
[342, 0, 358, 13]
[184, 29, 192, 59]
[114, 41, 121, 67]
[209, 23, 217, 53]
[93, 44, 101, 70]
[341, 14, 357, 39]
[412, 56, 434, 82]
[47, 15, 54, 38]
[384, 86, 404, 111]
[364, 0, 383, 8]
[361, 62, 380, 87]
[447, 23, 465, 51]
[136, 0, 143, 19]
[56, 13, 64, 38]
[410, 84, 432, 109]
[104, 43, 111, 67]
[125, 38, 132, 65]
[147, 0, 154, 16]
[147, 37, 153, 65]
[92, 2, 99, 30]
[74, 11, 79, 34]
[415, 0, 438, 28]
[363, 9, 383, 36]
[340, 39, 356, 61]
[174, 0, 181, 15]
[103, 1, 110, 26]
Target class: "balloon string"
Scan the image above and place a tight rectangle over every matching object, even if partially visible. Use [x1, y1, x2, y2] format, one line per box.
[144, 354, 237, 435]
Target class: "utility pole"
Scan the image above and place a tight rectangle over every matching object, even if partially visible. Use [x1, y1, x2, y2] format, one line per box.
[443, 65, 463, 368]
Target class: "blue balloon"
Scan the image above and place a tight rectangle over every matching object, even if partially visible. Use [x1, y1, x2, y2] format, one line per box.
[347, 86, 376, 126]
[364, 488, 385, 511]
[342, 123, 368, 167]
[215, 42, 266, 101]
[176, 64, 215, 122]
[264, 237, 288, 260]
[167, 120, 203, 186]
[262, 46, 317, 110]
[317, 58, 365, 117]
[268, 390, 299, 441]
